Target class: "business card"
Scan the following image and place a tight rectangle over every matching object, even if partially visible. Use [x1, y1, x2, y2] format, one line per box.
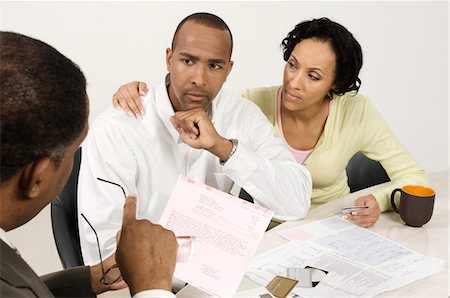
[266, 275, 298, 298]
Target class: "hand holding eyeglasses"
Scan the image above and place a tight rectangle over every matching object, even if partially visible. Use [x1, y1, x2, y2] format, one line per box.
[89, 252, 127, 294]
[116, 195, 178, 296]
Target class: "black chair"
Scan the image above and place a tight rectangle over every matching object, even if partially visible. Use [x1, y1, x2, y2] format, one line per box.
[346, 152, 390, 193]
[51, 147, 84, 269]
[238, 188, 254, 203]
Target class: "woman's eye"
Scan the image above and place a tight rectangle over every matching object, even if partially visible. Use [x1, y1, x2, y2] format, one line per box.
[309, 74, 320, 81]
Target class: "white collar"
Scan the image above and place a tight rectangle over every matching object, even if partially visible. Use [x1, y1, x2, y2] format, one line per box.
[0, 227, 17, 250]
[152, 77, 219, 144]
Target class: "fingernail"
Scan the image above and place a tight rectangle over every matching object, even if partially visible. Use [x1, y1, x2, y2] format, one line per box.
[140, 110, 145, 116]
[139, 91, 145, 96]
[342, 215, 349, 220]
[127, 111, 133, 117]
[351, 212, 357, 216]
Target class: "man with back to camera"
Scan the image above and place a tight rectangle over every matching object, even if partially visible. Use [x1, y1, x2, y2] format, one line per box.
[77, 12, 312, 270]
[0, 31, 177, 298]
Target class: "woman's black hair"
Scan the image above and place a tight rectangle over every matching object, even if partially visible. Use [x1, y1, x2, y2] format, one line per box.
[281, 17, 363, 96]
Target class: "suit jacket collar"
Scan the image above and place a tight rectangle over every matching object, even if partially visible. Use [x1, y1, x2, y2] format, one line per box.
[0, 240, 53, 297]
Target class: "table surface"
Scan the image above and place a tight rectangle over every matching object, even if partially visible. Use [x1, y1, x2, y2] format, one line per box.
[177, 170, 449, 298]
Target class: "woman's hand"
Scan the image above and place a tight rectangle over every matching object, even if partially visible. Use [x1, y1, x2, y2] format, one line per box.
[344, 194, 380, 228]
[112, 81, 148, 118]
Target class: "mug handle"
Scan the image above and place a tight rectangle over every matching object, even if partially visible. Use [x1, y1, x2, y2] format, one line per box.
[391, 188, 402, 213]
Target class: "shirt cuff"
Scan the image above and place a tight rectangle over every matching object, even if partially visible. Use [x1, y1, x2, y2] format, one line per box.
[133, 289, 175, 298]
[221, 141, 258, 186]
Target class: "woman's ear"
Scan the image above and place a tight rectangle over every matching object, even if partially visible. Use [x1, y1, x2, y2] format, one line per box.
[19, 157, 52, 199]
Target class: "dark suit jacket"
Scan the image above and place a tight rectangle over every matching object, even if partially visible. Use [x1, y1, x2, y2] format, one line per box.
[0, 240, 95, 297]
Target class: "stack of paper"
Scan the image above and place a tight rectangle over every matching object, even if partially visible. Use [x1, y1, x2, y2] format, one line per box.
[246, 217, 446, 298]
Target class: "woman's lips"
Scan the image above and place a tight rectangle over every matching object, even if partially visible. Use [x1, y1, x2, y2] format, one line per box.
[284, 90, 302, 102]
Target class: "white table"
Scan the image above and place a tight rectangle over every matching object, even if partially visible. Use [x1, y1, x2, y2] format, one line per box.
[177, 170, 449, 297]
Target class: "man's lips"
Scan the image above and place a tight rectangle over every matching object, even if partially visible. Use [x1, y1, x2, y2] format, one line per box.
[186, 92, 208, 102]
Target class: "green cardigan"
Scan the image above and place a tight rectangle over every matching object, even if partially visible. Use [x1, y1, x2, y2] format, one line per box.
[241, 86, 428, 212]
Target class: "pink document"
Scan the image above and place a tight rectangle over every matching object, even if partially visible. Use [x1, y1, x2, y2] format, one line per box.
[159, 176, 274, 297]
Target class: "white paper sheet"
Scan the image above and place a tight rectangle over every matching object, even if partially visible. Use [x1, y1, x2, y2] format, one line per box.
[246, 240, 393, 298]
[159, 176, 274, 297]
[244, 216, 446, 297]
[278, 217, 446, 289]
[234, 286, 298, 298]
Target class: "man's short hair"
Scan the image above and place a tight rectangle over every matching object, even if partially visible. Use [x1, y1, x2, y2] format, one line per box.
[171, 12, 233, 58]
[0, 31, 88, 182]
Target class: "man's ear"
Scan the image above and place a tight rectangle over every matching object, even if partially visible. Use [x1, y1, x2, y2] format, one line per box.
[226, 60, 234, 77]
[166, 48, 173, 71]
[19, 157, 51, 199]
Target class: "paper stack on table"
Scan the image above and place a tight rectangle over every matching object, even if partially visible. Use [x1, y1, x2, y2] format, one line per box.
[246, 217, 446, 298]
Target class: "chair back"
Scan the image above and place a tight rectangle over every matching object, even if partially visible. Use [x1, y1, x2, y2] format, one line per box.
[346, 152, 390, 193]
[51, 147, 84, 268]
[238, 188, 254, 203]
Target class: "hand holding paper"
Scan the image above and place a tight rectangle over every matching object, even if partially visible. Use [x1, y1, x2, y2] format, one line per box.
[159, 176, 274, 297]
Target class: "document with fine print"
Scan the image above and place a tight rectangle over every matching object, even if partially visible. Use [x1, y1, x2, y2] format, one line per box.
[159, 175, 274, 298]
[246, 216, 446, 298]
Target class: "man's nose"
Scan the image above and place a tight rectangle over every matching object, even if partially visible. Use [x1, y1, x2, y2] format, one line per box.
[191, 65, 207, 86]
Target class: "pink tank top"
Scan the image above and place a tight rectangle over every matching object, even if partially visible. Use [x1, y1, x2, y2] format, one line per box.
[276, 89, 313, 165]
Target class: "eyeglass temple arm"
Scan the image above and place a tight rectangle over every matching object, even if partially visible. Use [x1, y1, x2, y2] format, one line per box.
[80, 213, 106, 276]
[96, 177, 127, 198]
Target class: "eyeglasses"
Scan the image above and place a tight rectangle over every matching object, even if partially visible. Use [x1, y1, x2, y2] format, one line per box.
[90, 177, 196, 266]
[80, 177, 127, 285]
[97, 177, 126, 198]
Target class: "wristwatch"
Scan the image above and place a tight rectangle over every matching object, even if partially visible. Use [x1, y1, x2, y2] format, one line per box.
[220, 138, 238, 166]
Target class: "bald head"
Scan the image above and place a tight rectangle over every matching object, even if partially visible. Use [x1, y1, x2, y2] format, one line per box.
[171, 12, 233, 59]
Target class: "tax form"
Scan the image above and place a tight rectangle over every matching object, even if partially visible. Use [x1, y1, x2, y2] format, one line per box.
[159, 176, 274, 297]
[279, 217, 446, 290]
[246, 217, 446, 298]
[246, 240, 393, 297]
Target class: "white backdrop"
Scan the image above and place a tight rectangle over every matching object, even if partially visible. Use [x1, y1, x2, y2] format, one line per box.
[2, 1, 449, 172]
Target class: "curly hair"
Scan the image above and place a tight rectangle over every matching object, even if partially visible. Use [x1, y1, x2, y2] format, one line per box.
[281, 17, 363, 96]
[0, 31, 88, 182]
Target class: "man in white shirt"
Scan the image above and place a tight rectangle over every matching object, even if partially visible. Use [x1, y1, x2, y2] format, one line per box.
[78, 12, 312, 268]
[0, 31, 176, 297]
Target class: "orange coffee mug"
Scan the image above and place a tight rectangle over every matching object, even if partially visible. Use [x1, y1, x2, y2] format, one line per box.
[391, 185, 435, 227]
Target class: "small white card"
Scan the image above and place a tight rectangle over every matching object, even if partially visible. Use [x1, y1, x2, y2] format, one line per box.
[159, 176, 274, 297]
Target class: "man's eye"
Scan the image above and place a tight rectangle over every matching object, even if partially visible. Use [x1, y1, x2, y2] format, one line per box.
[183, 59, 193, 64]
[209, 64, 222, 70]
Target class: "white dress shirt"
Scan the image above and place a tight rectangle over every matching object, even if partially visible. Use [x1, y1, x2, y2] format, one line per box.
[78, 79, 312, 265]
